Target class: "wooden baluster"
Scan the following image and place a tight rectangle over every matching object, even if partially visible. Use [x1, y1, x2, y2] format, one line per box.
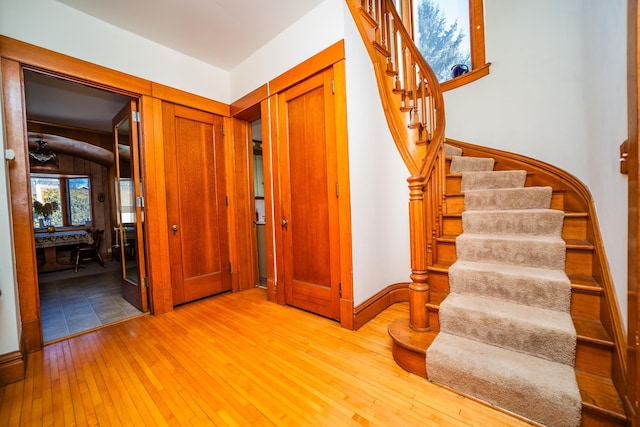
[392, 20, 401, 90]
[408, 176, 430, 331]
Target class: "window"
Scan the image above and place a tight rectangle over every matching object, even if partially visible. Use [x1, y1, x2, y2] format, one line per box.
[31, 174, 92, 228]
[400, 0, 488, 89]
[117, 178, 136, 224]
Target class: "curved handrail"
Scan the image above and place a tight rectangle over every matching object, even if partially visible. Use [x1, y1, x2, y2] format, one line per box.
[346, 0, 447, 331]
[381, 0, 446, 180]
[346, 0, 446, 177]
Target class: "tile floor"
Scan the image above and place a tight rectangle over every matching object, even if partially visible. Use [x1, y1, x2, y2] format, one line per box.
[39, 260, 143, 342]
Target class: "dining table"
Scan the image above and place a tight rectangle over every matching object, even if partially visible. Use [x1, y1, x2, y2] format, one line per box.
[34, 229, 93, 272]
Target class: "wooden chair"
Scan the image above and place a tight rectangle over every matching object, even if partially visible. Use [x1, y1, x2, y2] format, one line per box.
[74, 229, 106, 272]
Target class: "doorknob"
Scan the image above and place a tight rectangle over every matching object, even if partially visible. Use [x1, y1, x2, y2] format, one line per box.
[281, 218, 288, 230]
[172, 224, 179, 235]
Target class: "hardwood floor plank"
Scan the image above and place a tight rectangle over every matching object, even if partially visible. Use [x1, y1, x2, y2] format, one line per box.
[0, 288, 536, 426]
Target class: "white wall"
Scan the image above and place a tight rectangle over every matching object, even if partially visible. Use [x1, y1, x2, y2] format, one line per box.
[0, 0, 230, 103]
[229, 0, 345, 101]
[583, 0, 628, 327]
[230, 0, 412, 305]
[342, 5, 411, 305]
[444, 0, 628, 326]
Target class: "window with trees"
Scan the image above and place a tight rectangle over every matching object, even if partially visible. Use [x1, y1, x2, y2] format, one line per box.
[399, 0, 488, 89]
[31, 174, 92, 228]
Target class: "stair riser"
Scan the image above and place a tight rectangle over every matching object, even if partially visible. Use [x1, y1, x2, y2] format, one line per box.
[442, 214, 588, 241]
[444, 192, 565, 214]
[456, 236, 566, 270]
[563, 216, 588, 240]
[427, 269, 450, 294]
[439, 301, 576, 365]
[461, 170, 527, 191]
[576, 342, 613, 378]
[448, 267, 571, 312]
[571, 289, 602, 319]
[437, 240, 593, 276]
[461, 210, 564, 237]
[565, 249, 593, 276]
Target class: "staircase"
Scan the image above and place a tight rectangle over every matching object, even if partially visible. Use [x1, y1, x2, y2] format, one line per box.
[344, 0, 628, 425]
[428, 152, 582, 426]
[389, 143, 628, 425]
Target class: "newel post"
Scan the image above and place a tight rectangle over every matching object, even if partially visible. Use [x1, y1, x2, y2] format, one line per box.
[407, 175, 430, 331]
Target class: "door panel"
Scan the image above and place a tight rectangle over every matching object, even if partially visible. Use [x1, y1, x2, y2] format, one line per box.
[277, 69, 341, 320]
[112, 100, 148, 313]
[163, 103, 230, 305]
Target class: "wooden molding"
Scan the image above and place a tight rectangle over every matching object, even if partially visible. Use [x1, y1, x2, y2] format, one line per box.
[231, 84, 268, 120]
[0, 350, 26, 386]
[353, 283, 410, 330]
[269, 40, 345, 94]
[150, 82, 229, 116]
[0, 36, 151, 97]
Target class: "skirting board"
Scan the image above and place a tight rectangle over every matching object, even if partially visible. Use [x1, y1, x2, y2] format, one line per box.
[0, 349, 25, 386]
[353, 283, 410, 330]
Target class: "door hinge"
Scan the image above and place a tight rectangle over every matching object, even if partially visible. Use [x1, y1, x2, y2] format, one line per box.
[339, 282, 342, 298]
[225, 195, 229, 206]
[142, 277, 148, 288]
[331, 79, 335, 94]
[136, 196, 144, 208]
[229, 262, 232, 273]
[132, 111, 140, 122]
[335, 182, 339, 197]
[222, 125, 226, 136]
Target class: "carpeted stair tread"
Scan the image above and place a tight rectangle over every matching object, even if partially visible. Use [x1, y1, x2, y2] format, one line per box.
[439, 293, 576, 365]
[444, 144, 463, 157]
[456, 233, 566, 270]
[450, 156, 494, 173]
[461, 170, 527, 191]
[448, 260, 571, 311]
[462, 208, 564, 236]
[464, 186, 553, 211]
[427, 332, 582, 427]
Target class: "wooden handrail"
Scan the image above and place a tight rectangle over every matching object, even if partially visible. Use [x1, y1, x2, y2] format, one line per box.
[345, 0, 447, 331]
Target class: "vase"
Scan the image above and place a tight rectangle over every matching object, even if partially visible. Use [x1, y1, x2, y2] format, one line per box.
[41, 216, 54, 233]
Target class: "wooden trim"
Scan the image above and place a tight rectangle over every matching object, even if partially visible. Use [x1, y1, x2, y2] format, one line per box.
[334, 59, 355, 330]
[231, 84, 268, 120]
[0, 350, 26, 386]
[353, 283, 410, 330]
[627, 0, 639, 421]
[441, 62, 491, 92]
[262, 98, 281, 304]
[151, 82, 229, 116]
[0, 36, 151, 96]
[269, 40, 345, 94]
[139, 96, 173, 314]
[2, 58, 43, 352]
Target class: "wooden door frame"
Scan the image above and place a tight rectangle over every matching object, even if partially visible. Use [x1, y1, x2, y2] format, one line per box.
[0, 36, 229, 353]
[269, 41, 354, 329]
[628, 0, 640, 423]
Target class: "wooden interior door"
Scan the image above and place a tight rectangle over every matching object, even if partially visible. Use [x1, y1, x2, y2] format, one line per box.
[163, 103, 231, 305]
[113, 100, 148, 312]
[276, 68, 341, 320]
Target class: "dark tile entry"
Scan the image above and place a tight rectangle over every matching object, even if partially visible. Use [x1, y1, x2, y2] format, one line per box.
[39, 261, 143, 342]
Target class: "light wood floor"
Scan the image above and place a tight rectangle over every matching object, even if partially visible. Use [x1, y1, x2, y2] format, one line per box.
[0, 288, 535, 426]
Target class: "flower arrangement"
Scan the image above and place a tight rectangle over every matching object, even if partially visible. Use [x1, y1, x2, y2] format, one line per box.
[33, 200, 59, 219]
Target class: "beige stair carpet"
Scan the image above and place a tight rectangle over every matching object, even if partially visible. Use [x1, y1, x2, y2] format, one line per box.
[426, 154, 581, 427]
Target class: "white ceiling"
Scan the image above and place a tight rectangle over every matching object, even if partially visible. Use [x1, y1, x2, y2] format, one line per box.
[26, 0, 325, 132]
[56, 0, 325, 71]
